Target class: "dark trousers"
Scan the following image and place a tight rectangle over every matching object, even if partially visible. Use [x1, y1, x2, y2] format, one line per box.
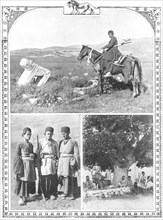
[14, 180, 35, 198]
[41, 174, 58, 198]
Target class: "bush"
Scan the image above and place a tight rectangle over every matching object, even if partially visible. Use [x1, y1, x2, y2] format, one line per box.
[71, 77, 91, 88]
[85, 87, 99, 97]
[10, 85, 26, 103]
[35, 80, 63, 97]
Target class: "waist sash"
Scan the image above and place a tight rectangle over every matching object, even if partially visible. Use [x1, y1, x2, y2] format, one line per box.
[22, 156, 34, 161]
[60, 153, 73, 157]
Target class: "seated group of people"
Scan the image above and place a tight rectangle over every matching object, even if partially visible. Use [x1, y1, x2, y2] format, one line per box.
[114, 171, 153, 194]
[84, 163, 153, 195]
[83, 163, 113, 190]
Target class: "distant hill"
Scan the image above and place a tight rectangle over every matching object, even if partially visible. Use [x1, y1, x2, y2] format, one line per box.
[10, 37, 153, 61]
[10, 46, 80, 58]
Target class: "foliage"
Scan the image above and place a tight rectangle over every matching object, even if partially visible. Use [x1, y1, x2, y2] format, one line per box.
[83, 115, 153, 170]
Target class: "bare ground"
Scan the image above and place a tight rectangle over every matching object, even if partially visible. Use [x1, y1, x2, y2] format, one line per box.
[11, 194, 81, 210]
[83, 194, 154, 211]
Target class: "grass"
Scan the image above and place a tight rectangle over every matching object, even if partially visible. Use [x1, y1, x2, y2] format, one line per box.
[10, 39, 153, 113]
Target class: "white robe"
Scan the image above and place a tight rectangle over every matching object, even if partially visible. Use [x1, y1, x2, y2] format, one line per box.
[18, 62, 51, 87]
[39, 138, 59, 176]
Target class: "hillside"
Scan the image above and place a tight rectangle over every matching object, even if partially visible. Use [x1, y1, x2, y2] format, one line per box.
[10, 37, 153, 113]
[10, 37, 153, 61]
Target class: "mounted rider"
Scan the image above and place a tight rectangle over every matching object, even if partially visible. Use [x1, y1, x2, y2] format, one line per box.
[101, 30, 122, 76]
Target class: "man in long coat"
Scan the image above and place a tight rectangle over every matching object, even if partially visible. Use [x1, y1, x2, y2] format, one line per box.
[57, 126, 80, 200]
[101, 30, 122, 75]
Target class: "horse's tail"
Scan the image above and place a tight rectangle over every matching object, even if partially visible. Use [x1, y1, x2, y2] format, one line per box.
[134, 57, 142, 83]
[132, 57, 145, 94]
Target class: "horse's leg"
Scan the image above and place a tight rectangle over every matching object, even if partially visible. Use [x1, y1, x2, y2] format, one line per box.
[135, 81, 139, 97]
[72, 6, 79, 14]
[95, 63, 103, 95]
[71, 8, 74, 14]
[90, 9, 94, 14]
[76, 8, 80, 14]
[131, 80, 136, 98]
[97, 71, 103, 95]
[129, 60, 137, 98]
[81, 9, 87, 14]
[82, 5, 89, 14]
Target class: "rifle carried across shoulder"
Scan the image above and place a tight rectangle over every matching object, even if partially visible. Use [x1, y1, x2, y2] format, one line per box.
[93, 39, 132, 64]
[36, 135, 46, 201]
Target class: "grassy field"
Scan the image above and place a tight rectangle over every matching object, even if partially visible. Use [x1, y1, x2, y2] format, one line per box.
[10, 115, 81, 210]
[10, 38, 153, 113]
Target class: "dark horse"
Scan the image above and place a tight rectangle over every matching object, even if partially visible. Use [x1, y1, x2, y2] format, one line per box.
[77, 45, 144, 97]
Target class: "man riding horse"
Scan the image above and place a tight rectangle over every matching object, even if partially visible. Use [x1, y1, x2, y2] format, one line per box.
[101, 30, 122, 77]
[77, 31, 144, 97]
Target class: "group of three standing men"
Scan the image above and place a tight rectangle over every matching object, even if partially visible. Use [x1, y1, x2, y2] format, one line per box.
[13, 126, 80, 205]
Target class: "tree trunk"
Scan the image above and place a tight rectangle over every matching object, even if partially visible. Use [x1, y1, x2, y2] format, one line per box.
[112, 165, 128, 186]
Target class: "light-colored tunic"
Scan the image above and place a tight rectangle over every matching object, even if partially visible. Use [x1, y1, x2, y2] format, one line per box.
[139, 175, 147, 189]
[119, 179, 127, 187]
[16, 141, 36, 182]
[57, 138, 80, 177]
[18, 58, 51, 87]
[105, 169, 112, 180]
[39, 138, 59, 176]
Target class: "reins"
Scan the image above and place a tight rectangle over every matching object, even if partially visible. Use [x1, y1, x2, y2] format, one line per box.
[86, 48, 103, 65]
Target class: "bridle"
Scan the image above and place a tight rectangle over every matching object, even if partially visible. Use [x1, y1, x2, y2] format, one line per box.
[87, 48, 93, 65]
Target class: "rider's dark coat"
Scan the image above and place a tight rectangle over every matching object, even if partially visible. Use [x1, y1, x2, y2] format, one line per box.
[102, 36, 122, 61]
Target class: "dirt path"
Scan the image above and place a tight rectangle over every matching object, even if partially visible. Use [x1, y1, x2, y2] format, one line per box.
[83, 194, 154, 211]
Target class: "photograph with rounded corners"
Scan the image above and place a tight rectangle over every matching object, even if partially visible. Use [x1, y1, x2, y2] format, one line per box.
[9, 5, 155, 113]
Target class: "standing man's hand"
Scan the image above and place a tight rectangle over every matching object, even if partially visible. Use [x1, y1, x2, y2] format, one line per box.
[101, 48, 105, 53]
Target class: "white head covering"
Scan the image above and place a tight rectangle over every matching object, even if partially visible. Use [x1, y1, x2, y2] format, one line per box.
[20, 58, 34, 70]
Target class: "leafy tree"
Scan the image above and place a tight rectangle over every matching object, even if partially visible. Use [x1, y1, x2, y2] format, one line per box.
[83, 115, 153, 184]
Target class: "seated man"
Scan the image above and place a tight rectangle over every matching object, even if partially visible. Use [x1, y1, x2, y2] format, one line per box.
[118, 175, 127, 187]
[18, 58, 51, 87]
[146, 176, 153, 194]
[132, 181, 139, 194]
[126, 176, 134, 190]
[84, 176, 95, 190]
[101, 30, 122, 76]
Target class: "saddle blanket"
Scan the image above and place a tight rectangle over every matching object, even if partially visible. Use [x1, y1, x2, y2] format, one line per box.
[114, 55, 127, 66]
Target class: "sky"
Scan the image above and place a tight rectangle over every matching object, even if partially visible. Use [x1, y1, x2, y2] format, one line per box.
[9, 7, 153, 51]
[10, 115, 80, 149]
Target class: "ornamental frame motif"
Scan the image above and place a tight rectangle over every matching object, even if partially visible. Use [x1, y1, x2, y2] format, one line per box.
[1, 4, 162, 218]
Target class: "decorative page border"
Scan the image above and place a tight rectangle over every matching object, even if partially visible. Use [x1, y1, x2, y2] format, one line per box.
[1, 1, 162, 218]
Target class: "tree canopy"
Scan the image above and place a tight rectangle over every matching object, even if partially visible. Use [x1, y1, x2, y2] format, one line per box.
[83, 115, 153, 170]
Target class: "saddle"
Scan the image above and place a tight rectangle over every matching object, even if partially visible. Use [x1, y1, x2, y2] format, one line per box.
[113, 55, 127, 67]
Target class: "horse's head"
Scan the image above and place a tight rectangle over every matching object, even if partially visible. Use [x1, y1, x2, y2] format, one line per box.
[77, 45, 91, 62]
